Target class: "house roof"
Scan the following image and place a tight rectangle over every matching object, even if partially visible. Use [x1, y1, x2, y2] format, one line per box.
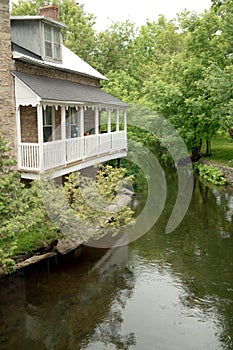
[11, 15, 66, 28]
[12, 43, 42, 60]
[13, 44, 107, 81]
[12, 71, 129, 108]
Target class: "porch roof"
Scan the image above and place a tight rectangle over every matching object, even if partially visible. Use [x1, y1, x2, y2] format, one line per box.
[13, 71, 129, 108]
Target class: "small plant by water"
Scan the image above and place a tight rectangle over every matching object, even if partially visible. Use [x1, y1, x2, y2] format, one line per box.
[194, 163, 227, 186]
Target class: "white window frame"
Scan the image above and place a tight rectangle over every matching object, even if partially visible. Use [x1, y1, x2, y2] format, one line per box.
[43, 23, 62, 62]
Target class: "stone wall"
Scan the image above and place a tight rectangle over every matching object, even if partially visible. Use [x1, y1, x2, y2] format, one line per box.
[0, 0, 16, 156]
[20, 106, 38, 143]
[14, 61, 101, 88]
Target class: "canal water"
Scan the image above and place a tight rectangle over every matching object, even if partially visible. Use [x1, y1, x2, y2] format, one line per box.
[0, 177, 233, 350]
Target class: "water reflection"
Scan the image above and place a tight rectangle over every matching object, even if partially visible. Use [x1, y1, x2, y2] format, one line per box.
[0, 178, 233, 349]
[0, 246, 136, 350]
[130, 177, 233, 349]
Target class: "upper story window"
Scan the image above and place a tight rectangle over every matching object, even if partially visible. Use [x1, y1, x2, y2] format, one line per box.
[44, 24, 61, 61]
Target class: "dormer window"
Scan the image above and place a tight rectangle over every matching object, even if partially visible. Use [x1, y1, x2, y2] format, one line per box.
[44, 23, 61, 61]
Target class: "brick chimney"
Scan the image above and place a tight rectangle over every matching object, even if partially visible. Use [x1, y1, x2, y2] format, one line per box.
[0, 0, 16, 157]
[40, 4, 59, 21]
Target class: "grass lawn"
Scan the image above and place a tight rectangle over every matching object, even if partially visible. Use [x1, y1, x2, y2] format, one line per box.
[14, 229, 58, 256]
[202, 133, 233, 168]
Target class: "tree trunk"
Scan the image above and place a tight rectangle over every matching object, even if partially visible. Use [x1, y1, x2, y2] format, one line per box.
[205, 139, 211, 156]
[191, 139, 202, 162]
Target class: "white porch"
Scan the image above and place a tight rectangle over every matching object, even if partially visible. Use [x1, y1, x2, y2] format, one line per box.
[16, 104, 127, 179]
[18, 131, 127, 179]
[13, 71, 128, 179]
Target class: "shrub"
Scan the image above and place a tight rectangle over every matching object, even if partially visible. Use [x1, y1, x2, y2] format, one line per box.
[194, 163, 227, 186]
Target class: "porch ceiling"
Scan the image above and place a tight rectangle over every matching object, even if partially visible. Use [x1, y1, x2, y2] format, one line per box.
[12, 71, 129, 108]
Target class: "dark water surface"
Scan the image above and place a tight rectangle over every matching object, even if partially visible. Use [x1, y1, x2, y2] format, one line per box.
[0, 178, 233, 350]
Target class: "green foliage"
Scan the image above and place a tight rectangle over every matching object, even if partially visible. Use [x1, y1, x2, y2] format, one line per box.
[194, 163, 227, 185]
[0, 136, 24, 272]
[42, 166, 134, 242]
[91, 20, 137, 74]
[0, 135, 57, 273]
[94, 6, 233, 158]
[101, 70, 140, 104]
[0, 135, 134, 273]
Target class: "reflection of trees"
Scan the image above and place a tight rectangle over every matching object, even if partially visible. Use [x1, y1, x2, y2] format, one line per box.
[0, 246, 136, 350]
[133, 176, 233, 349]
[81, 310, 136, 350]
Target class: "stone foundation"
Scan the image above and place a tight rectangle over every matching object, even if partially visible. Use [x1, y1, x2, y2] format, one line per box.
[0, 0, 16, 157]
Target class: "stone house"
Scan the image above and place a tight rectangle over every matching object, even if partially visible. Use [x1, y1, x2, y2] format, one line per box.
[0, 1, 128, 180]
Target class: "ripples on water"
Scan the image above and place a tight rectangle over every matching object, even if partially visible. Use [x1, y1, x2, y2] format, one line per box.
[0, 179, 233, 350]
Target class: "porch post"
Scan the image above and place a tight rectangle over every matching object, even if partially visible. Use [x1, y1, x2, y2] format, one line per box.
[37, 104, 44, 172]
[116, 109, 119, 132]
[61, 106, 66, 141]
[61, 106, 66, 164]
[107, 109, 111, 133]
[80, 107, 85, 158]
[95, 107, 99, 134]
[16, 106, 21, 168]
[80, 107, 84, 137]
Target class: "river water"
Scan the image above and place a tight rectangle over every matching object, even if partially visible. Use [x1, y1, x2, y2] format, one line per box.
[0, 177, 233, 350]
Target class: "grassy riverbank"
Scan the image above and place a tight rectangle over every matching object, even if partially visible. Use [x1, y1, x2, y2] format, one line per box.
[202, 134, 233, 168]
[199, 134, 233, 186]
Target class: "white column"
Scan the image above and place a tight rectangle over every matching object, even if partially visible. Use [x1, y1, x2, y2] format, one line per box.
[80, 107, 84, 137]
[80, 107, 85, 158]
[61, 106, 66, 141]
[116, 109, 119, 132]
[16, 106, 21, 168]
[95, 107, 99, 134]
[61, 106, 66, 165]
[37, 104, 44, 171]
[123, 110, 127, 132]
[107, 109, 111, 133]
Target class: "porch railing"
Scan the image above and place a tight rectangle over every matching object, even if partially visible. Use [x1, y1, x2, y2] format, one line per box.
[18, 131, 127, 171]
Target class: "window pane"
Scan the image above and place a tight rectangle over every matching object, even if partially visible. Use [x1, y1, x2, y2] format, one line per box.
[43, 126, 53, 142]
[44, 25, 52, 41]
[46, 107, 52, 125]
[54, 29, 60, 44]
[43, 107, 52, 125]
[45, 41, 52, 57]
[54, 44, 61, 59]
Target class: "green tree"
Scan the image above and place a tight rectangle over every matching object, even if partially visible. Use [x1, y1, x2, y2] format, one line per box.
[140, 8, 233, 160]
[101, 70, 140, 103]
[142, 53, 222, 160]
[92, 20, 137, 75]
[134, 16, 184, 70]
